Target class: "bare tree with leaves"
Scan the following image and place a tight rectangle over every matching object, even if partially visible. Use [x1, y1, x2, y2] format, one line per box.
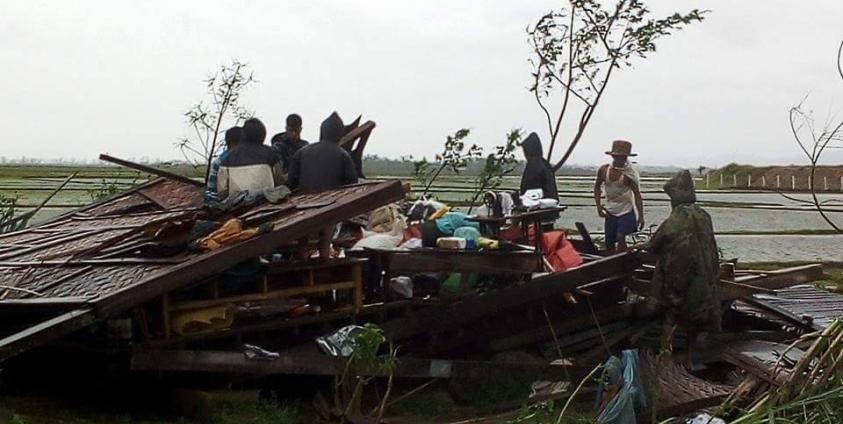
[466, 129, 522, 213]
[787, 40, 843, 234]
[177, 60, 255, 184]
[411, 129, 483, 198]
[527, 0, 707, 171]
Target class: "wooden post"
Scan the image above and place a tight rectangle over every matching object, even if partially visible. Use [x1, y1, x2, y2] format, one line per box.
[318, 228, 331, 259]
[352, 262, 363, 311]
[162, 294, 171, 339]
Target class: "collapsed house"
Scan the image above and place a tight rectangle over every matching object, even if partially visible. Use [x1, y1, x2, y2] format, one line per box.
[0, 145, 838, 421]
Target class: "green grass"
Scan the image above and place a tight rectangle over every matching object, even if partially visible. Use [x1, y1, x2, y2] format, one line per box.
[210, 399, 310, 424]
[0, 394, 312, 424]
[388, 390, 458, 422]
[0, 164, 204, 179]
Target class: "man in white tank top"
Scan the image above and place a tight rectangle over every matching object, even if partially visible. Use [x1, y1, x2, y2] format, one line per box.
[593, 140, 645, 252]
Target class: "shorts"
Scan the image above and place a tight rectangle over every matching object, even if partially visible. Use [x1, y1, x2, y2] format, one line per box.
[605, 211, 637, 248]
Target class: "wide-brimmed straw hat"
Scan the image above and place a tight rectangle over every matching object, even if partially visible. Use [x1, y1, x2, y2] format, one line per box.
[605, 140, 637, 157]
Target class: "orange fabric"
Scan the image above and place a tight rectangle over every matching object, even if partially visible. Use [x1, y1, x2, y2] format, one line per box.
[543, 231, 583, 272]
[197, 219, 261, 251]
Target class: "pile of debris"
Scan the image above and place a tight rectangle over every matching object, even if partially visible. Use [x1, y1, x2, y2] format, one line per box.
[0, 157, 839, 423]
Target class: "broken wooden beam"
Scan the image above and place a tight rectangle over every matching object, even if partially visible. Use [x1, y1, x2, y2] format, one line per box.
[379, 252, 639, 343]
[721, 340, 803, 386]
[0, 308, 95, 364]
[379, 249, 543, 274]
[729, 264, 824, 295]
[99, 154, 203, 187]
[130, 349, 580, 380]
[488, 307, 629, 352]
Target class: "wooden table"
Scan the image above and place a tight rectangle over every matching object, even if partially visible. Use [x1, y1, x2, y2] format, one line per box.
[468, 206, 568, 254]
[356, 248, 544, 297]
[379, 249, 544, 275]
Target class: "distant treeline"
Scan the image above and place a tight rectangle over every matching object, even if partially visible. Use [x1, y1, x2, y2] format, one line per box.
[0, 155, 683, 177]
[360, 155, 681, 177]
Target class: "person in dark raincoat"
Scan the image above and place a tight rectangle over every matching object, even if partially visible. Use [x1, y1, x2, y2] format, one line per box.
[638, 170, 721, 358]
[519, 132, 558, 200]
[287, 111, 359, 192]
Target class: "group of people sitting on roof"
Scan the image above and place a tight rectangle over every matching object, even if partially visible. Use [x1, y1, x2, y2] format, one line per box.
[205, 112, 359, 203]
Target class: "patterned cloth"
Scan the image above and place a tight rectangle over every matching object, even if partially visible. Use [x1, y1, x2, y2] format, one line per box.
[644, 171, 721, 332]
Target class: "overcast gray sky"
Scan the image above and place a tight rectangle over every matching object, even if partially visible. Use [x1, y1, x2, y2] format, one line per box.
[2, 1, 842, 167]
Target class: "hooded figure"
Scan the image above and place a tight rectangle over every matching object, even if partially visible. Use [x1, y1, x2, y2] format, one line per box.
[519, 132, 558, 200]
[287, 112, 359, 192]
[643, 170, 721, 339]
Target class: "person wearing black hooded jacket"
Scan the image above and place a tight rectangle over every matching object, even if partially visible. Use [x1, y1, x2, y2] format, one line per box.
[519, 132, 558, 200]
[287, 111, 359, 192]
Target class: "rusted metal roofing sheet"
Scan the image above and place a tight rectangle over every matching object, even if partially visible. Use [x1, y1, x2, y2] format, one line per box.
[644, 353, 734, 419]
[0, 181, 403, 311]
[749, 285, 843, 331]
[0, 179, 404, 363]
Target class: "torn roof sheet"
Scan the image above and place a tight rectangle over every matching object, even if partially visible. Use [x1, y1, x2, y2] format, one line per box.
[0, 178, 405, 319]
[749, 285, 843, 331]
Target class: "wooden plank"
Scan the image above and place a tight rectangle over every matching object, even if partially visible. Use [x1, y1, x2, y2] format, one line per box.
[352, 262, 363, 311]
[169, 281, 356, 312]
[0, 308, 95, 364]
[719, 280, 775, 298]
[379, 252, 639, 342]
[0, 258, 185, 267]
[265, 258, 367, 274]
[574, 222, 598, 255]
[95, 181, 406, 317]
[382, 250, 543, 274]
[0, 297, 93, 313]
[149, 301, 416, 348]
[99, 154, 202, 187]
[488, 307, 629, 352]
[730, 264, 823, 294]
[721, 340, 802, 386]
[130, 349, 581, 380]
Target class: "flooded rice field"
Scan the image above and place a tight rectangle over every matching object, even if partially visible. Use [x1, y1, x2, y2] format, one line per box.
[3, 172, 842, 262]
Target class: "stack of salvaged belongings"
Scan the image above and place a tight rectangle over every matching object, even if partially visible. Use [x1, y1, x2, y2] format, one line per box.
[349, 196, 582, 299]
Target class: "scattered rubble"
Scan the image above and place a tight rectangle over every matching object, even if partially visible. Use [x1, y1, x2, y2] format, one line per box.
[0, 155, 839, 423]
